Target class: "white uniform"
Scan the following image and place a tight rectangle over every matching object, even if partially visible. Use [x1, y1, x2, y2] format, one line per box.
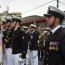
[12, 53, 26, 65]
[26, 50, 38, 65]
[6, 48, 13, 65]
[3, 48, 13, 65]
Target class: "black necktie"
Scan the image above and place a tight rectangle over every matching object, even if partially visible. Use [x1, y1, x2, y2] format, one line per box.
[45, 31, 52, 41]
[50, 31, 52, 35]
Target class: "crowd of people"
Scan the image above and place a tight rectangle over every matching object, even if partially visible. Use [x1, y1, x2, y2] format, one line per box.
[1, 6, 65, 65]
[2, 15, 47, 65]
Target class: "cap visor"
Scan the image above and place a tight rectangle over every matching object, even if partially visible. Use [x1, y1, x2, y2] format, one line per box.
[44, 14, 53, 17]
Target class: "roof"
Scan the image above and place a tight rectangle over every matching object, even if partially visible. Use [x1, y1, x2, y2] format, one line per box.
[22, 15, 45, 25]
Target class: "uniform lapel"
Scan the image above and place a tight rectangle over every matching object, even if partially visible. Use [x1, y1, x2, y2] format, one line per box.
[50, 27, 62, 40]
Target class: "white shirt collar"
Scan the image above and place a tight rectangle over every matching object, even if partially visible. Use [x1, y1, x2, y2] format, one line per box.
[31, 30, 35, 33]
[51, 25, 61, 34]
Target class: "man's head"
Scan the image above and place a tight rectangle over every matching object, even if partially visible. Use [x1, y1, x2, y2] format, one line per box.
[30, 24, 37, 31]
[5, 16, 13, 29]
[2, 19, 7, 29]
[23, 26, 28, 32]
[10, 16, 22, 28]
[44, 6, 65, 29]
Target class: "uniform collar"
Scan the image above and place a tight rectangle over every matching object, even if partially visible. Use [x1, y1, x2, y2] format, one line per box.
[31, 30, 35, 33]
[51, 25, 61, 34]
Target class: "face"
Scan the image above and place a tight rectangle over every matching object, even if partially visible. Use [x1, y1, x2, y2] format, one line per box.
[30, 27, 36, 32]
[28, 28, 32, 33]
[6, 22, 10, 28]
[46, 16, 55, 27]
[10, 21, 16, 28]
[2, 23, 6, 29]
[24, 28, 28, 32]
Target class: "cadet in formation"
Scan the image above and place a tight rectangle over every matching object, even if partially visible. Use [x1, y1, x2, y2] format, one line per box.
[28, 24, 39, 65]
[2, 16, 13, 65]
[11, 16, 28, 65]
[44, 6, 65, 65]
[22, 26, 31, 65]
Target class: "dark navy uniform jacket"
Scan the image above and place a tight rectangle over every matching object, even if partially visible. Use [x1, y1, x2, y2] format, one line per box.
[44, 27, 65, 65]
[12, 27, 26, 54]
[24, 32, 30, 50]
[29, 30, 39, 50]
[3, 29, 12, 48]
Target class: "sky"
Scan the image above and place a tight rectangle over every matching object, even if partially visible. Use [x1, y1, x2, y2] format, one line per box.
[0, 0, 65, 18]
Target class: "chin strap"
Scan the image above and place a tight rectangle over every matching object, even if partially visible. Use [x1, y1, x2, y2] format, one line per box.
[50, 17, 56, 28]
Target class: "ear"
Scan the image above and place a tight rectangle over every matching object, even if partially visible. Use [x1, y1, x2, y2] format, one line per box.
[55, 17, 60, 24]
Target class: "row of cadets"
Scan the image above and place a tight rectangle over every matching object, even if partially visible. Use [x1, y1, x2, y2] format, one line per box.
[2, 16, 13, 65]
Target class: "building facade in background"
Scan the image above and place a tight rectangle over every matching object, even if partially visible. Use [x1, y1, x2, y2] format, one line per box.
[0, 11, 22, 22]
